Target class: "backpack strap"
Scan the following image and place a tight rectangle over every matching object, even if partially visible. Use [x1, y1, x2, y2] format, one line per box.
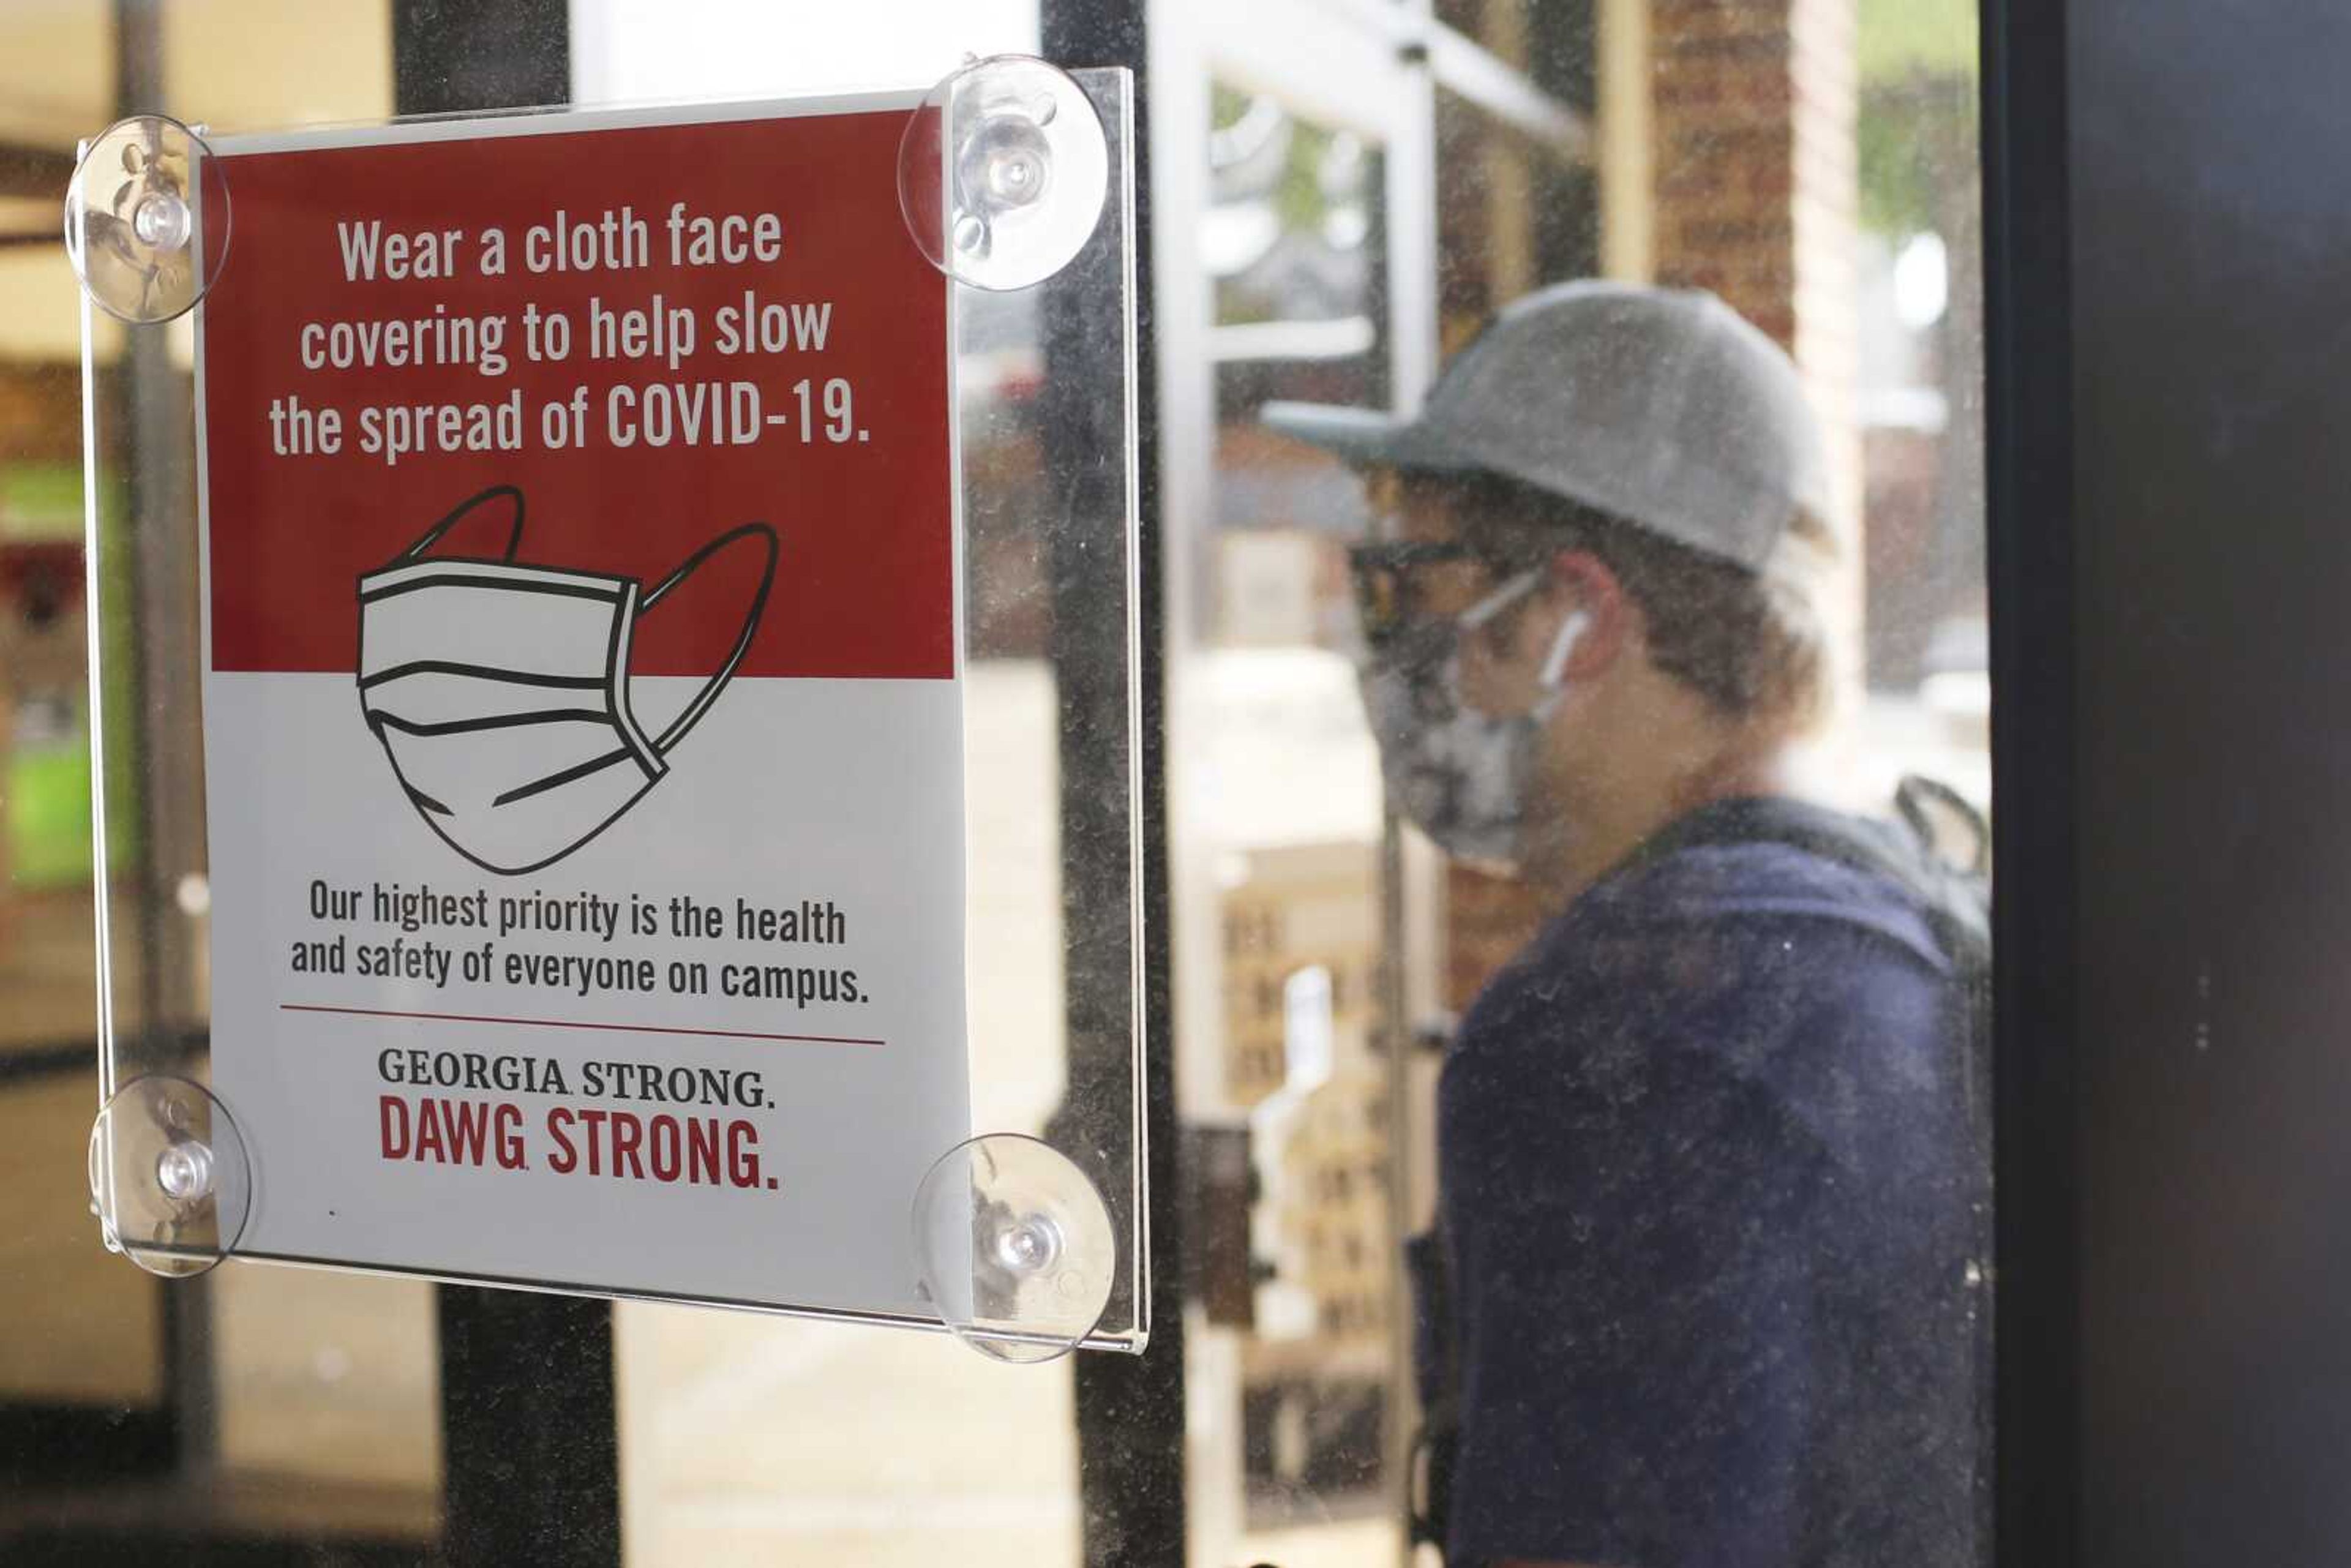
[1412, 789, 1995, 1565]
[1625, 790, 1989, 962]
[1622, 789, 1992, 1174]
[1630, 788, 1995, 1563]
[1897, 773, 1992, 877]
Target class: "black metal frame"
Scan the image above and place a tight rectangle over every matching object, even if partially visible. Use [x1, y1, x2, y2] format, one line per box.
[0, 1403, 176, 1492]
[2050, 1, 2351, 1561]
[1034, 7, 1188, 1566]
[386, 9, 623, 1568]
[1980, 0, 2077, 1564]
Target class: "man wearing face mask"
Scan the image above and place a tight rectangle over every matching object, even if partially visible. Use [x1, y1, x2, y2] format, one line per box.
[1264, 280, 1987, 1568]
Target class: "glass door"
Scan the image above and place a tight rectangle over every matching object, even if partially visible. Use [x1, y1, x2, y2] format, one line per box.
[0, 4, 1992, 1567]
[1150, 2, 1990, 1565]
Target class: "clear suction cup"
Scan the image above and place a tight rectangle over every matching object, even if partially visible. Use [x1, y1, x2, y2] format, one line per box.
[88, 1075, 252, 1277]
[912, 1133, 1116, 1362]
[64, 114, 231, 323]
[898, 55, 1108, 291]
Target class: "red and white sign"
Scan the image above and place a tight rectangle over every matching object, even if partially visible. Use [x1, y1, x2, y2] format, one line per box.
[195, 94, 967, 1317]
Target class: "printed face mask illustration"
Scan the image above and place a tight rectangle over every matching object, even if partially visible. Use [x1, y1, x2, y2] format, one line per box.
[356, 485, 777, 876]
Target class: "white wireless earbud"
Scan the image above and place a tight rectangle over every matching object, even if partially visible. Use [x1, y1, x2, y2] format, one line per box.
[1538, 609, 1593, 690]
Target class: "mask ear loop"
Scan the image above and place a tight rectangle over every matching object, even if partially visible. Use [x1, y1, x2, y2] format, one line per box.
[637, 522, 780, 756]
[397, 484, 526, 565]
[1457, 568, 1542, 632]
[1457, 570, 1591, 718]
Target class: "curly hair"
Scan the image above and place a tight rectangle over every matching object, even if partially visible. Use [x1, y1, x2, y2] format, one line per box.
[1430, 469, 1840, 732]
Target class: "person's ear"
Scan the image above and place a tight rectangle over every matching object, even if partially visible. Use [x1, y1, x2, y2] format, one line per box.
[1542, 550, 1633, 681]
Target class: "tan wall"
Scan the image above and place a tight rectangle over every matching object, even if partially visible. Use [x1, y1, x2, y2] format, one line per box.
[0, 4, 111, 148]
[0, 1073, 167, 1405]
[166, 0, 394, 132]
[0, 0, 392, 365]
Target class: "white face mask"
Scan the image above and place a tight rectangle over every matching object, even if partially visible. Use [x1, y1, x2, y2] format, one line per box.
[1356, 569, 1589, 867]
[356, 485, 777, 876]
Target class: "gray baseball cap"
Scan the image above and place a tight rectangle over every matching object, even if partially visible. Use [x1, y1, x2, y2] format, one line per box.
[1262, 279, 1837, 572]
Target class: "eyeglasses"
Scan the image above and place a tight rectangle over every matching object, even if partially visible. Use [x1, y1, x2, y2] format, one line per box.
[1346, 541, 1515, 650]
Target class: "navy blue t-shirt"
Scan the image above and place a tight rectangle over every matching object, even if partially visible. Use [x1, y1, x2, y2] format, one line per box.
[1433, 805, 1985, 1567]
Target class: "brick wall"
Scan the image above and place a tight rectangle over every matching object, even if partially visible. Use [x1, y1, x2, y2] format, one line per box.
[1649, 1, 1853, 332]
[1651, 0, 1864, 707]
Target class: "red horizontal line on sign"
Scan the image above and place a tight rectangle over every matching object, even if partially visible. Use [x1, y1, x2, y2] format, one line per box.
[279, 1002, 883, 1048]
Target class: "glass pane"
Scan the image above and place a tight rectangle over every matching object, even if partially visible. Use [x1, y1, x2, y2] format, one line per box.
[1, 0, 445, 1551]
[0, 2, 1990, 1567]
[1191, 2, 1990, 1566]
[1194, 77, 1404, 1568]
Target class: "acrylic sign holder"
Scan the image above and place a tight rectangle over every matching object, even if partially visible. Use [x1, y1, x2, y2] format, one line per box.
[68, 58, 1144, 1362]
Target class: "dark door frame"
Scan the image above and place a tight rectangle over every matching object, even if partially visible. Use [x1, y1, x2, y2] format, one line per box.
[1033, 4, 1187, 1565]
[1980, 0, 2079, 1563]
[389, 8, 624, 1568]
[2022, 0, 2351, 1562]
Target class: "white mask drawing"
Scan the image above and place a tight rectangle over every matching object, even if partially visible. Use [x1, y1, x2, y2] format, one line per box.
[356, 485, 778, 876]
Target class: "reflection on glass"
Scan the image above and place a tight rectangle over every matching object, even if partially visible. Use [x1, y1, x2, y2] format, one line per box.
[1199, 77, 1403, 1555]
[1211, 88, 1377, 334]
[1195, 6, 1988, 1568]
[1858, 0, 1987, 806]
